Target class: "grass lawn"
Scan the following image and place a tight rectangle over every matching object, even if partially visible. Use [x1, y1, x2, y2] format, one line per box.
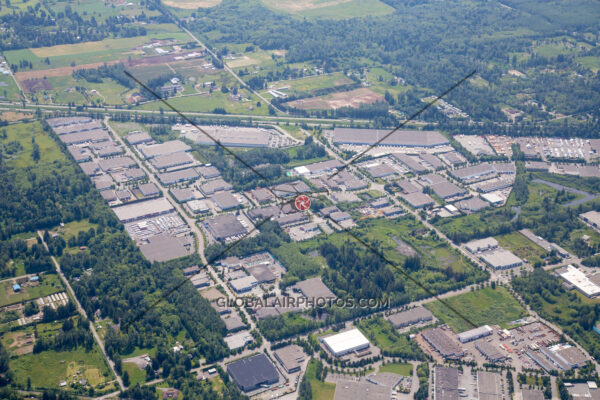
[0, 274, 64, 307]
[577, 56, 600, 72]
[10, 346, 115, 390]
[425, 286, 527, 333]
[379, 362, 413, 376]
[0, 75, 22, 101]
[305, 359, 336, 400]
[55, 219, 97, 241]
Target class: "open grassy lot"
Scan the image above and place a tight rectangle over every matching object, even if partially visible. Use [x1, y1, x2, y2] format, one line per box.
[0, 273, 64, 307]
[0, 121, 64, 169]
[577, 56, 600, 72]
[425, 286, 527, 333]
[305, 359, 336, 400]
[10, 347, 115, 390]
[379, 362, 413, 376]
[136, 89, 270, 115]
[54, 220, 97, 241]
[0, 75, 22, 101]
[123, 362, 146, 386]
[357, 316, 425, 359]
[260, 72, 354, 97]
[495, 231, 547, 266]
[261, 0, 394, 19]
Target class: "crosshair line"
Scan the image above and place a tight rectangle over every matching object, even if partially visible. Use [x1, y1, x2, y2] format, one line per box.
[321, 213, 478, 330]
[121, 198, 297, 330]
[328, 70, 476, 180]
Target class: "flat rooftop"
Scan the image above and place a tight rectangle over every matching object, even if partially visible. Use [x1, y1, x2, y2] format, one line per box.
[139, 140, 191, 159]
[322, 328, 370, 355]
[333, 127, 449, 147]
[112, 198, 174, 222]
[292, 277, 336, 300]
[139, 234, 191, 262]
[387, 306, 433, 328]
[205, 214, 247, 240]
[227, 353, 278, 391]
[558, 265, 600, 297]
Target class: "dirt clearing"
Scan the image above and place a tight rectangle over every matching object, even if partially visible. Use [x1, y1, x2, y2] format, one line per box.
[284, 87, 384, 110]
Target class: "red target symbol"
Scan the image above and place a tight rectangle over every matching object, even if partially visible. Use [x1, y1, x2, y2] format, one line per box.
[295, 195, 311, 211]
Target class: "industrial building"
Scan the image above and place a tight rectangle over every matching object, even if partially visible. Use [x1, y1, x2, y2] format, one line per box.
[401, 192, 435, 209]
[454, 197, 489, 213]
[250, 188, 275, 204]
[247, 264, 276, 284]
[186, 199, 210, 214]
[273, 345, 306, 373]
[150, 152, 195, 170]
[465, 237, 499, 254]
[139, 140, 191, 159]
[457, 325, 493, 343]
[138, 234, 191, 262]
[290, 277, 336, 301]
[205, 214, 247, 241]
[451, 162, 498, 182]
[434, 366, 459, 400]
[332, 127, 449, 148]
[558, 265, 600, 298]
[98, 156, 137, 172]
[197, 165, 221, 179]
[293, 159, 343, 177]
[521, 390, 545, 400]
[158, 168, 200, 185]
[225, 331, 254, 351]
[475, 341, 506, 363]
[58, 129, 111, 145]
[229, 275, 258, 294]
[227, 354, 279, 392]
[67, 146, 92, 162]
[477, 371, 502, 400]
[321, 328, 371, 357]
[112, 198, 174, 223]
[178, 124, 290, 148]
[200, 178, 233, 195]
[211, 191, 240, 210]
[125, 131, 153, 145]
[422, 327, 464, 359]
[539, 344, 588, 370]
[431, 181, 467, 199]
[580, 210, 600, 231]
[366, 163, 397, 178]
[392, 153, 428, 173]
[387, 306, 433, 329]
[480, 249, 523, 270]
[138, 183, 160, 198]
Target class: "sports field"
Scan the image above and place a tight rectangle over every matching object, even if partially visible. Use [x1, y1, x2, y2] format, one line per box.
[425, 286, 527, 333]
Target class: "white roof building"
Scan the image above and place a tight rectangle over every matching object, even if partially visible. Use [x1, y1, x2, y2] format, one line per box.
[465, 237, 498, 254]
[322, 328, 370, 357]
[559, 265, 600, 298]
[457, 325, 493, 343]
[111, 198, 174, 222]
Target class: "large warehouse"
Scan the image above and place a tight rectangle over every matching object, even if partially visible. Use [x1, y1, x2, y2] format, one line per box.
[138, 140, 191, 159]
[332, 127, 449, 148]
[227, 354, 279, 392]
[558, 265, 600, 298]
[457, 325, 493, 343]
[111, 198, 174, 223]
[321, 328, 371, 357]
[480, 249, 523, 270]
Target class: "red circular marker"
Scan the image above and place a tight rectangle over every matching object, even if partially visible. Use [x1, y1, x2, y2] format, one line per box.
[295, 195, 311, 211]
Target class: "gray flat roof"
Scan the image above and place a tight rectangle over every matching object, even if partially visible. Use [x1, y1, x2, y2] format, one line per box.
[139, 140, 190, 159]
[200, 178, 233, 195]
[455, 196, 489, 212]
[158, 168, 199, 185]
[477, 371, 502, 400]
[205, 214, 247, 240]
[139, 234, 191, 262]
[423, 328, 463, 358]
[431, 181, 466, 199]
[435, 366, 459, 400]
[521, 390, 544, 400]
[227, 354, 278, 392]
[150, 152, 195, 169]
[367, 164, 396, 178]
[98, 156, 137, 172]
[211, 191, 239, 210]
[387, 306, 433, 328]
[126, 131, 153, 145]
[292, 277, 335, 300]
[248, 264, 276, 283]
[333, 127, 449, 147]
[273, 345, 306, 372]
[401, 192, 434, 208]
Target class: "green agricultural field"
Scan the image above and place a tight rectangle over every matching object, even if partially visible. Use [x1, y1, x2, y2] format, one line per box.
[0, 274, 64, 307]
[425, 286, 527, 333]
[135, 89, 270, 115]
[577, 56, 600, 72]
[10, 347, 115, 390]
[379, 362, 413, 376]
[261, 0, 395, 19]
[261, 72, 354, 98]
[305, 359, 336, 400]
[4, 24, 187, 70]
[357, 316, 425, 359]
[495, 231, 547, 266]
[0, 75, 22, 101]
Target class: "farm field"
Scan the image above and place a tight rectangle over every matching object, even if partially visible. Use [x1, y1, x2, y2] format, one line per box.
[283, 87, 384, 110]
[4, 24, 187, 71]
[260, 0, 395, 19]
[425, 286, 527, 333]
[261, 72, 354, 97]
[10, 347, 116, 390]
[0, 75, 21, 101]
[136, 90, 270, 115]
[0, 274, 64, 307]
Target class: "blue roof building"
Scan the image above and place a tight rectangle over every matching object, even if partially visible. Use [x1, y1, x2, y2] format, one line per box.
[13, 283, 21, 292]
